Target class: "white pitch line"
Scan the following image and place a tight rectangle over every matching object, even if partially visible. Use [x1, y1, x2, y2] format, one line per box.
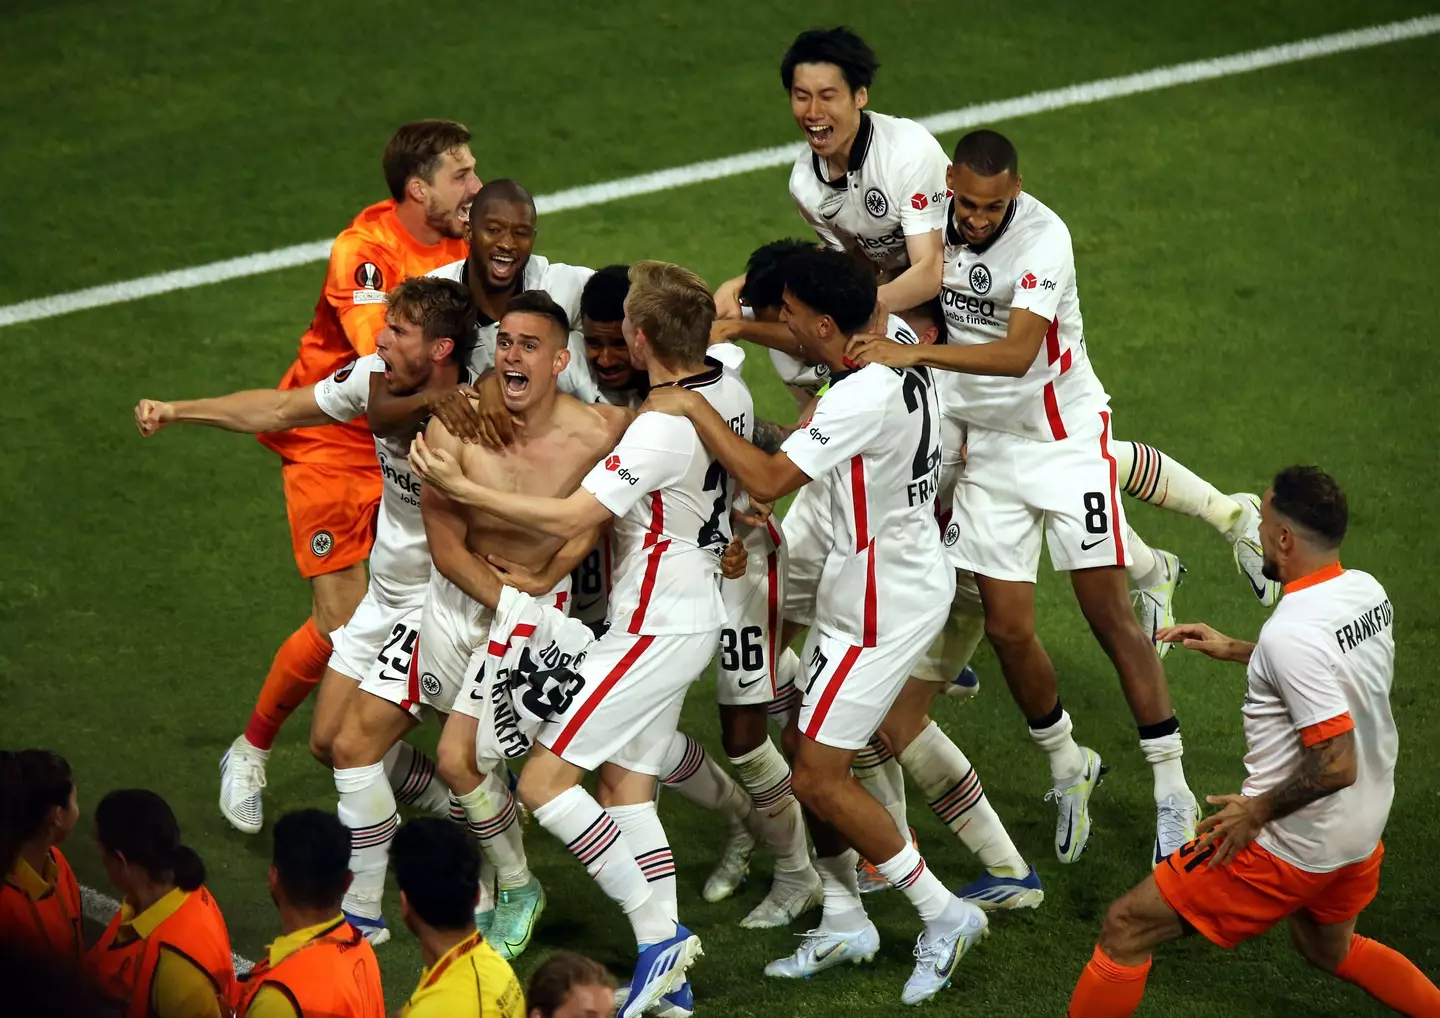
[2, 12, 1435, 332]
[81, 883, 255, 975]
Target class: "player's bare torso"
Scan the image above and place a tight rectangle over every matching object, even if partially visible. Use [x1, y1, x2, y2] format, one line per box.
[456, 395, 633, 570]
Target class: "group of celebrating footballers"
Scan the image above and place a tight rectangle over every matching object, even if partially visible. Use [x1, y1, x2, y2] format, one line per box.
[118, 24, 1437, 1018]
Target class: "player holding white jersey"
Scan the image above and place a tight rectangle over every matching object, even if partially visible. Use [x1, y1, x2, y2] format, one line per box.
[332, 291, 629, 955]
[851, 131, 1201, 867]
[131, 277, 473, 836]
[410, 262, 740, 1018]
[1071, 467, 1440, 1017]
[647, 248, 987, 1007]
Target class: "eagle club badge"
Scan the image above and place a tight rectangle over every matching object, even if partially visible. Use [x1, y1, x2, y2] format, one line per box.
[969, 263, 992, 295]
[864, 187, 888, 218]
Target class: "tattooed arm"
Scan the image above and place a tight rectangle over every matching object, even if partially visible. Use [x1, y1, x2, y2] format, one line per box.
[752, 418, 792, 455]
[1194, 730, 1357, 866]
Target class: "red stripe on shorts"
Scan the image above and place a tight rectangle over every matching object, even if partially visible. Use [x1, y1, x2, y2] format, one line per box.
[803, 644, 863, 741]
[549, 634, 656, 756]
[1097, 411, 1125, 566]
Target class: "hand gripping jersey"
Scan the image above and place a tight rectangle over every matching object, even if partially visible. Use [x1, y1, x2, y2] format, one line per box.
[429, 254, 598, 403]
[313, 354, 442, 597]
[789, 112, 950, 276]
[779, 332, 949, 647]
[261, 200, 468, 468]
[473, 586, 598, 767]
[938, 191, 1109, 441]
[581, 345, 754, 636]
[1244, 566, 1397, 872]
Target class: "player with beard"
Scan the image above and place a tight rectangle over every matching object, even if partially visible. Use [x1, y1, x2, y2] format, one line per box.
[204, 122, 479, 835]
[134, 279, 477, 872]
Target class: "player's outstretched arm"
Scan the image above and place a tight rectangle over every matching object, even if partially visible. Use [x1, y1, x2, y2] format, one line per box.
[133, 388, 334, 437]
[876, 229, 944, 314]
[848, 306, 1051, 378]
[711, 318, 806, 358]
[641, 388, 808, 505]
[408, 433, 611, 541]
[1155, 622, 1255, 663]
[364, 372, 490, 444]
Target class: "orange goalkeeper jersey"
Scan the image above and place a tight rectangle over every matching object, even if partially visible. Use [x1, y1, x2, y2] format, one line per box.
[258, 199, 469, 467]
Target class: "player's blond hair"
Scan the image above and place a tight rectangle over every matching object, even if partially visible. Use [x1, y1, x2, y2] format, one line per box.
[625, 260, 715, 367]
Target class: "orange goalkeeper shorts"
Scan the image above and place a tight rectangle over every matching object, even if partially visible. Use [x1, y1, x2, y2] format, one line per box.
[280, 460, 380, 578]
[1154, 837, 1383, 949]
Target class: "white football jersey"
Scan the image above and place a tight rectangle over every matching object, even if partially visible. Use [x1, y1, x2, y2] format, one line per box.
[582, 348, 753, 636]
[313, 354, 435, 597]
[789, 112, 949, 275]
[1244, 567, 1397, 872]
[780, 338, 950, 647]
[429, 254, 599, 403]
[938, 191, 1109, 441]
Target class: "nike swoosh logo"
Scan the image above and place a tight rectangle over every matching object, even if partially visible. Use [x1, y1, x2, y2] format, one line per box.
[934, 939, 960, 978]
[814, 940, 846, 962]
[1243, 571, 1268, 599]
[1058, 821, 1073, 856]
[821, 208, 841, 220]
[574, 597, 602, 611]
[736, 675, 763, 689]
[1079, 536, 1110, 551]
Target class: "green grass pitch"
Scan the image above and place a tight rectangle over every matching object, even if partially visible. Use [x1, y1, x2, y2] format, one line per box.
[2, 1, 1438, 1014]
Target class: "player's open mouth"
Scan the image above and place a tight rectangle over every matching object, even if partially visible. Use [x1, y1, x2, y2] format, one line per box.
[489, 253, 517, 280]
[962, 222, 994, 240]
[598, 366, 630, 386]
[503, 371, 529, 396]
[805, 124, 833, 147]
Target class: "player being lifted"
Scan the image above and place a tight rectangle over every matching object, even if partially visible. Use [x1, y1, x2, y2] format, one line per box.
[409, 262, 744, 1018]
[647, 248, 989, 1006]
[133, 277, 476, 843]
[331, 292, 630, 953]
[211, 121, 480, 833]
[852, 130, 1205, 864]
[717, 29, 1278, 621]
[1070, 467, 1439, 1017]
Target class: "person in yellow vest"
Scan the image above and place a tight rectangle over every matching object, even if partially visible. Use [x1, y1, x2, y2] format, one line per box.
[233, 809, 384, 1018]
[394, 818, 525, 1018]
[525, 952, 617, 1018]
[87, 789, 236, 1018]
[0, 749, 83, 960]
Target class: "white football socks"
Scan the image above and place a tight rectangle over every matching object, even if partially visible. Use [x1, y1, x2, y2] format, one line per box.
[729, 739, 811, 875]
[660, 732, 752, 832]
[534, 786, 674, 947]
[1116, 441, 1244, 535]
[899, 721, 1028, 878]
[607, 801, 677, 924]
[1027, 705, 1086, 782]
[335, 762, 397, 920]
[456, 767, 530, 890]
[382, 742, 451, 817]
[853, 738, 909, 840]
[814, 849, 867, 932]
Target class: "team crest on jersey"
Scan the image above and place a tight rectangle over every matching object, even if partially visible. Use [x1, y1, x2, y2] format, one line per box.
[864, 188, 888, 218]
[353, 262, 384, 290]
[969, 263, 992, 296]
[310, 530, 334, 557]
[420, 672, 442, 697]
[943, 522, 961, 547]
[333, 360, 356, 382]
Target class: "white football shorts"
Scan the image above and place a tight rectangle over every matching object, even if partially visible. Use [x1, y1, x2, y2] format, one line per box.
[329, 574, 426, 684]
[947, 411, 1132, 583]
[780, 479, 830, 627]
[716, 520, 788, 706]
[537, 628, 718, 774]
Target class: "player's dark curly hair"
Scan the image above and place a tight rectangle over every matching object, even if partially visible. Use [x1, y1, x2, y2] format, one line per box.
[580, 264, 630, 324]
[783, 247, 876, 334]
[272, 809, 352, 911]
[1271, 466, 1348, 548]
[781, 27, 879, 92]
[740, 239, 816, 312]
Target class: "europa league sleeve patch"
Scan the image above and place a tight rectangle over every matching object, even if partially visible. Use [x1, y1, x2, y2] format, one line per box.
[354, 262, 384, 290]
